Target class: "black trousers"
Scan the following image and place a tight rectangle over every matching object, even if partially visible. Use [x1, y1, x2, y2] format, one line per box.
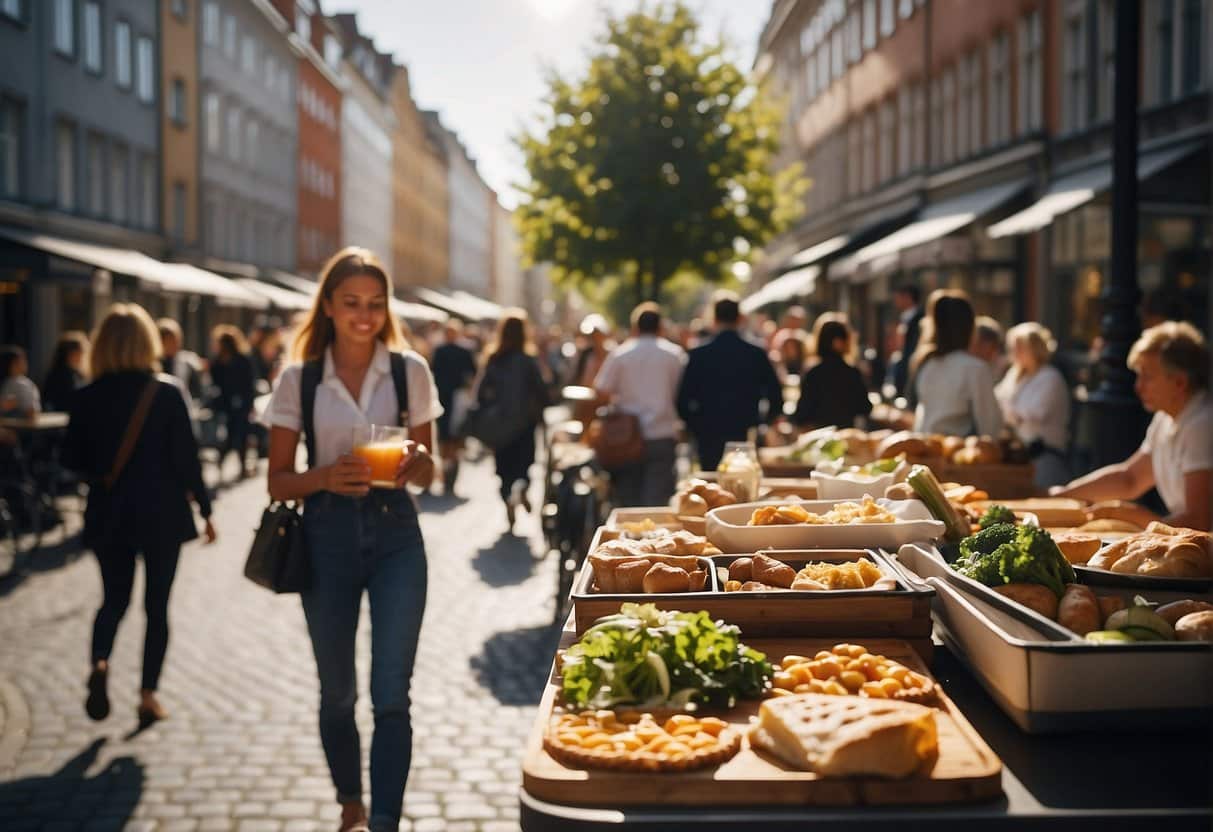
[493, 426, 536, 501]
[693, 431, 749, 473]
[91, 540, 182, 691]
[611, 438, 677, 508]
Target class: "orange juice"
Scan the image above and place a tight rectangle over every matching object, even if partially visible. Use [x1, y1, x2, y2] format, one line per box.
[353, 441, 407, 488]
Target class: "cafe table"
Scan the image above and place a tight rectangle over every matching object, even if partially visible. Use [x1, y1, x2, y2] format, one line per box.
[519, 642, 1212, 831]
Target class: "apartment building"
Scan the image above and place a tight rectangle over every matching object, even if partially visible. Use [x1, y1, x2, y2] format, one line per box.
[427, 113, 495, 300]
[390, 65, 450, 290]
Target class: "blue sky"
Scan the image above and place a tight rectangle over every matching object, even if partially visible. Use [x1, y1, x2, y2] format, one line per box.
[331, 0, 771, 208]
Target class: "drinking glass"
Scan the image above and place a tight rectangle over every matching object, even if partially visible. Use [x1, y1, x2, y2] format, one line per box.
[352, 424, 409, 488]
[716, 441, 761, 502]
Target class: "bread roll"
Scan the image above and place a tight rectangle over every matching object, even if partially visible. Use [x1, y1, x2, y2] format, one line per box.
[676, 491, 709, 517]
[876, 431, 931, 461]
[687, 569, 708, 592]
[1053, 533, 1103, 565]
[642, 562, 692, 594]
[1097, 595, 1125, 622]
[1156, 600, 1213, 627]
[1175, 611, 1213, 642]
[728, 557, 754, 583]
[1057, 584, 1101, 635]
[992, 583, 1060, 620]
[617, 560, 655, 593]
[1079, 518, 1144, 533]
[752, 553, 796, 589]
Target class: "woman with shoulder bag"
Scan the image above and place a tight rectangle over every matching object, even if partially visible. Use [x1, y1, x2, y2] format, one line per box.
[262, 247, 441, 832]
[64, 304, 216, 727]
[471, 310, 549, 532]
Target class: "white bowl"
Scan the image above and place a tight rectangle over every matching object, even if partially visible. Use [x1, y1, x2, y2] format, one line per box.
[810, 470, 895, 500]
[705, 498, 945, 552]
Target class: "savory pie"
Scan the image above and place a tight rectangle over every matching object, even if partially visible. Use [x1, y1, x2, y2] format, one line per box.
[769, 643, 938, 705]
[543, 710, 741, 772]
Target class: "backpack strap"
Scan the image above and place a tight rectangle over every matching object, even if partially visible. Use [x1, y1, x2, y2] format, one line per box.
[300, 360, 322, 468]
[389, 352, 411, 428]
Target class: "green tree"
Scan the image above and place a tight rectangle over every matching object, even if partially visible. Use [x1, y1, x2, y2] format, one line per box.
[516, 1, 806, 305]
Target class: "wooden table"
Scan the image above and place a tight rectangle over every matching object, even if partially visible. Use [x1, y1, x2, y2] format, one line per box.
[519, 644, 1212, 831]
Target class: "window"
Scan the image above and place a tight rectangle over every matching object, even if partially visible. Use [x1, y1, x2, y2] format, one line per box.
[862, 111, 876, 191]
[817, 39, 828, 90]
[226, 106, 241, 162]
[956, 54, 972, 158]
[172, 182, 186, 242]
[847, 119, 861, 196]
[962, 50, 982, 155]
[82, 1, 101, 72]
[206, 196, 221, 255]
[899, 0, 913, 19]
[1156, 1, 1175, 102]
[0, 99, 21, 199]
[54, 0, 74, 56]
[988, 33, 1010, 146]
[245, 119, 258, 167]
[171, 79, 187, 125]
[56, 122, 76, 210]
[135, 36, 154, 103]
[1, 0, 24, 23]
[110, 145, 127, 223]
[830, 27, 843, 79]
[86, 133, 104, 216]
[172, 0, 187, 20]
[1063, 6, 1088, 131]
[139, 155, 155, 230]
[878, 99, 895, 182]
[324, 33, 341, 68]
[202, 1, 218, 46]
[1017, 10, 1042, 134]
[241, 35, 256, 74]
[862, 0, 876, 49]
[911, 82, 925, 168]
[1180, 0, 1202, 94]
[940, 67, 956, 164]
[896, 86, 912, 176]
[114, 21, 131, 88]
[222, 13, 236, 58]
[296, 8, 311, 43]
[204, 91, 220, 152]
[880, 0, 895, 37]
[1096, 1, 1116, 121]
[846, 8, 861, 64]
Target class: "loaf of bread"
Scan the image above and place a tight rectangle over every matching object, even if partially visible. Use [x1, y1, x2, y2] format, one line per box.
[1087, 526, 1213, 578]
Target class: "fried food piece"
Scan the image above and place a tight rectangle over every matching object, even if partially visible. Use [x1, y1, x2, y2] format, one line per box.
[1057, 584, 1101, 635]
[752, 553, 797, 588]
[992, 583, 1060, 620]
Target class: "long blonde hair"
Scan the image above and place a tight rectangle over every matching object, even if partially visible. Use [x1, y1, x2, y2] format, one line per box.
[290, 247, 405, 362]
[90, 303, 162, 378]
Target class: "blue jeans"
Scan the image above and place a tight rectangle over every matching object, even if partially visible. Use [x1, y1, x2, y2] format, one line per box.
[302, 489, 428, 828]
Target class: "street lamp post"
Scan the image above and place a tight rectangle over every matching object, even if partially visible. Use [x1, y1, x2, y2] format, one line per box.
[1088, 0, 1148, 466]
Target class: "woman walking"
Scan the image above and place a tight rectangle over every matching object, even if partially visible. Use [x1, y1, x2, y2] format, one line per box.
[475, 310, 548, 532]
[64, 304, 216, 726]
[263, 247, 441, 832]
[792, 314, 871, 429]
[210, 325, 257, 479]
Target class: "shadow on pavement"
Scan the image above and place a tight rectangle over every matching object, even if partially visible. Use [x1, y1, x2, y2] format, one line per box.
[0, 529, 87, 598]
[471, 533, 538, 587]
[470, 623, 563, 706]
[0, 738, 144, 829]
[416, 491, 469, 515]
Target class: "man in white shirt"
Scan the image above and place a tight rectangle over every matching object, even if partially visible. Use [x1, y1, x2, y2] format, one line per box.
[1054, 322, 1211, 531]
[594, 303, 687, 507]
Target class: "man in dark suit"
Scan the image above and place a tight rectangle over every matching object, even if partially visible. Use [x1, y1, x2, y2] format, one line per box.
[677, 292, 784, 471]
[889, 283, 924, 398]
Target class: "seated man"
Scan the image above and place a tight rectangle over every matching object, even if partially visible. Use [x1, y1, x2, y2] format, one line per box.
[1052, 322, 1211, 531]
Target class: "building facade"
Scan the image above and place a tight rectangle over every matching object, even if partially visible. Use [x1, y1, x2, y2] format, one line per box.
[389, 67, 450, 289]
[198, 0, 298, 271]
[493, 201, 523, 308]
[271, 0, 342, 275]
[428, 113, 495, 299]
[754, 0, 1211, 363]
[161, 0, 199, 254]
[0, 0, 164, 369]
[331, 13, 393, 266]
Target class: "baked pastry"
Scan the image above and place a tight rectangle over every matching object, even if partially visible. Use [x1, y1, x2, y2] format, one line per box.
[1078, 518, 1142, 533]
[1085, 500, 1161, 529]
[728, 557, 754, 582]
[1057, 584, 1101, 635]
[751, 553, 796, 588]
[750, 693, 938, 778]
[1087, 527, 1213, 578]
[769, 643, 938, 705]
[544, 710, 741, 772]
[1175, 611, 1213, 642]
[1053, 532, 1102, 565]
[1156, 600, 1213, 627]
[991, 583, 1059, 620]
[875, 431, 932, 461]
[642, 562, 692, 593]
[674, 479, 737, 516]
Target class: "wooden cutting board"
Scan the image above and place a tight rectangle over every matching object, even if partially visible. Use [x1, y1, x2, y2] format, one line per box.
[522, 637, 1002, 807]
[968, 498, 1088, 528]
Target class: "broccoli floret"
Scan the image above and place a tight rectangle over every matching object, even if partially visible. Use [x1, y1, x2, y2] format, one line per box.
[954, 547, 1006, 586]
[996, 525, 1075, 597]
[979, 504, 1016, 529]
[960, 522, 1018, 559]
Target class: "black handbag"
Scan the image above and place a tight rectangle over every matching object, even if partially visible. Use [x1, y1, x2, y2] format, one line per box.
[244, 502, 310, 593]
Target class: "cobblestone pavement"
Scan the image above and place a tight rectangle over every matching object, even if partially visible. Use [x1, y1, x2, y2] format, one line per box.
[0, 454, 562, 831]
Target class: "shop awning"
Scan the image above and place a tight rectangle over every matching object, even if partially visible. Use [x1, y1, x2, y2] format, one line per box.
[268, 270, 448, 324]
[0, 226, 266, 307]
[234, 278, 315, 311]
[988, 141, 1204, 238]
[836, 180, 1029, 280]
[780, 235, 850, 272]
[740, 265, 819, 313]
[413, 286, 502, 321]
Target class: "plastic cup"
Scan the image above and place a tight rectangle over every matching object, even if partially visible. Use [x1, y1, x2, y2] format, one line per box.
[352, 424, 409, 488]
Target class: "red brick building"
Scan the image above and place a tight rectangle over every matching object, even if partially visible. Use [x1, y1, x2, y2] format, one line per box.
[271, 0, 343, 275]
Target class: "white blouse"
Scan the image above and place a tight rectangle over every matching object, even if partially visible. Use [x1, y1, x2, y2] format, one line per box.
[261, 341, 442, 468]
[913, 351, 1004, 437]
[995, 364, 1071, 450]
[1140, 392, 1213, 516]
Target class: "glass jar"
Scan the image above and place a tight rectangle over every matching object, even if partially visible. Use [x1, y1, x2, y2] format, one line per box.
[716, 441, 761, 503]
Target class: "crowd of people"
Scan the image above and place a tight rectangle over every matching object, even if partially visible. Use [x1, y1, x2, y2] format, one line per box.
[0, 244, 1208, 832]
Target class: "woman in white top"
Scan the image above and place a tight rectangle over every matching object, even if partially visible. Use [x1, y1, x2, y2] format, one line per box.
[995, 322, 1072, 489]
[911, 290, 1003, 438]
[263, 248, 442, 832]
[1054, 321, 1211, 531]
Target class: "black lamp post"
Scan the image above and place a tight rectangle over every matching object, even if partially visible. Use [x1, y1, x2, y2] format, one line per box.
[1088, 0, 1149, 466]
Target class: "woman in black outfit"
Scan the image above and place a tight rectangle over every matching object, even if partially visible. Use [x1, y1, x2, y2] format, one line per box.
[792, 314, 872, 430]
[41, 331, 89, 412]
[475, 310, 549, 532]
[209, 325, 257, 479]
[64, 304, 216, 725]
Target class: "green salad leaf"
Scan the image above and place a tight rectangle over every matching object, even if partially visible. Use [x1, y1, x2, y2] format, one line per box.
[561, 603, 773, 710]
